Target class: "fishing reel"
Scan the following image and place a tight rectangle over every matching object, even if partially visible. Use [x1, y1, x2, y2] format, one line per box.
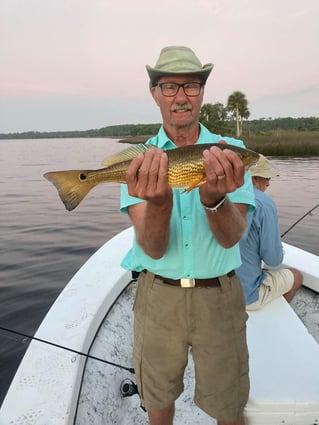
[120, 378, 139, 397]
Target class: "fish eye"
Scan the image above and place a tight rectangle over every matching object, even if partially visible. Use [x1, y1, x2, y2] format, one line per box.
[80, 173, 87, 180]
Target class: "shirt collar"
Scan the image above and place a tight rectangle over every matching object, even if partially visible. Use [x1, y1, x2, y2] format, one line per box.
[155, 123, 209, 149]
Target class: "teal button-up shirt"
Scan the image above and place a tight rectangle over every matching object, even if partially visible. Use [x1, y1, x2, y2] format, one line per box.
[120, 124, 255, 278]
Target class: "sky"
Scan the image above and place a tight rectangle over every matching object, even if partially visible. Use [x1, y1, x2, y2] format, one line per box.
[1, 0, 318, 133]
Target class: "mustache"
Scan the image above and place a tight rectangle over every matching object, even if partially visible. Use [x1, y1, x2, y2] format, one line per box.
[171, 103, 193, 112]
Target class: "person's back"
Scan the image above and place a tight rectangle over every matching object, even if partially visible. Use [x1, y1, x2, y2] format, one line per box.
[237, 187, 284, 304]
[236, 155, 303, 310]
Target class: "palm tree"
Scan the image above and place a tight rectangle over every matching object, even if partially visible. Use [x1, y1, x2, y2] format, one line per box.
[226, 91, 250, 137]
[199, 102, 229, 133]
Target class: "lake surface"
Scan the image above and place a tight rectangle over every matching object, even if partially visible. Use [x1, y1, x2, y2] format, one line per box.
[0, 138, 318, 405]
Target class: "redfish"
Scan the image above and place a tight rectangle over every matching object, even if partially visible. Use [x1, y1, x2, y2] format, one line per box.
[44, 143, 259, 211]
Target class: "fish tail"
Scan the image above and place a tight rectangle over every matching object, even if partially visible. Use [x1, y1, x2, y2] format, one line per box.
[43, 170, 95, 211]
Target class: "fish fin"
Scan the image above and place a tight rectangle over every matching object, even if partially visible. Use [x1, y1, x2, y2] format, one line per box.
[43, 170, 94, 211]
[102, 144, 153, 167]
[183, 177, 207, 193]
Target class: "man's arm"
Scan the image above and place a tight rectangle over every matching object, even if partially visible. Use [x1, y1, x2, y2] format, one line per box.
[199, 146, 248, 248]
[126, 145, 249, 257]
[259, 201, 284, 266]
[126, 148, 173, 259]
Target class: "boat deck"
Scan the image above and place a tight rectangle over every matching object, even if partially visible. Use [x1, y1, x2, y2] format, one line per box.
[75, 282, 319, 425]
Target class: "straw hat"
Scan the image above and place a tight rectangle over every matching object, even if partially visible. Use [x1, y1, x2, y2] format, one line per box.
[146, 46, 214, 87]
[250, 154, 280, 178]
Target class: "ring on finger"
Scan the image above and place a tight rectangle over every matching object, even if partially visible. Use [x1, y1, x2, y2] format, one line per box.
[217, 174, 226, 180]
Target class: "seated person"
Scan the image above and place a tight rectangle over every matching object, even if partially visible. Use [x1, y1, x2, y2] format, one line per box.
[236, 154, 303, 310]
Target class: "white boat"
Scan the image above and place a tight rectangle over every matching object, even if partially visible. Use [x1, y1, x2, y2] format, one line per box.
[0, 226, 318, 425]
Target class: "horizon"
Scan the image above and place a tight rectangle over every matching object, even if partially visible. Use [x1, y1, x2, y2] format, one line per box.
[1, 115, 318, 137]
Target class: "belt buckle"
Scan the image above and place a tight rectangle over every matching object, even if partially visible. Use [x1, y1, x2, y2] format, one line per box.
[180, 278, 195, 288]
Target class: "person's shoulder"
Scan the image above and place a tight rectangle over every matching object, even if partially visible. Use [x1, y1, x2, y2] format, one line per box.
[255, 188, 276, 210]
[255, 187, 270, 201]
[220, 136, 245, 148]
[198, 124, 221, 143]
[199, 125, 245, 147]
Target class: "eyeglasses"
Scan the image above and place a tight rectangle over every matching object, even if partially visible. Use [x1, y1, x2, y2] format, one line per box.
[157, 82, 203, 97]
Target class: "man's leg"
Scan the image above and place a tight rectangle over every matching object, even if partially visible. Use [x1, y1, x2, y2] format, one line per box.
[192, 274, 249, 423]
[283, 267, 303, 303]
[149, 403, 175, 425]
[133, 273, 187, 425]
[247, 268, 303, 310]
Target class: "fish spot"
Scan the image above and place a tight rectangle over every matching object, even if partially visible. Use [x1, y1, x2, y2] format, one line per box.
[80, 173, 87, 180]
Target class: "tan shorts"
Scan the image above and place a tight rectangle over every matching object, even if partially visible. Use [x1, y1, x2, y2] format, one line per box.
[247, 268, 294, 311]
[133, 270, 249, 421]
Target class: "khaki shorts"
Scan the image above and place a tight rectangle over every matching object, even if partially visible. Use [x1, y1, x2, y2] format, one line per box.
[133, 270, 249, 421]
[247, 268, 294, 311]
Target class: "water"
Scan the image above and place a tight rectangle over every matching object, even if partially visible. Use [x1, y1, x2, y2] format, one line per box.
[0, 138, 318, 405]
[0, 138, 131, 404]
[267, 157, 319, 254]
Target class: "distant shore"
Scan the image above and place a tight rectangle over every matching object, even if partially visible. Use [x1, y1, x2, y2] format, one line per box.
[1, 129, 318, 157]
[118, 131, 319, 157]
[244, 130, 319, 156]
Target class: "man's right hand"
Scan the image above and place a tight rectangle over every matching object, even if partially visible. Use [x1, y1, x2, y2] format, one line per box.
[126, 147, 173, 259]
[126, 147, 172, 205]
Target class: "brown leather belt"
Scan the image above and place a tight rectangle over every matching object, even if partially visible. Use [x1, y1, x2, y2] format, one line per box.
[154, 270, 235, 288]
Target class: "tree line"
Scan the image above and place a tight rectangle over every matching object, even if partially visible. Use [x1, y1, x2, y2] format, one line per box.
[1, 90, 318, 140]
[199, 91, 319, 137]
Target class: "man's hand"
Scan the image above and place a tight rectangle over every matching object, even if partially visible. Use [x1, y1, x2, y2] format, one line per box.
[126, 147, 172, 205]
[126, 147, 173, 259]
[199, 145, 245, 207]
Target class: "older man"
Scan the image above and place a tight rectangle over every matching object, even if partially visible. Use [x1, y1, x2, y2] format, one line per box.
[120, 46, 255, 425]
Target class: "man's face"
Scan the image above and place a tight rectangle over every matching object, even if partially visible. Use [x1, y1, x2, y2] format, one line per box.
[150, 75, 204, 131]
[252, 176, 271, 192]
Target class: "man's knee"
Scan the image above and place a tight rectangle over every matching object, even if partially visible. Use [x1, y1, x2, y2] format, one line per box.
[290, 268, 303, 288]
[148, 403, 175, 425]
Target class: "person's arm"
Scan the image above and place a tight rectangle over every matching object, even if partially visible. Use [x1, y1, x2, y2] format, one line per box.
[126, 145, 248, 257]
[126, 147, 173, 259]
[259, 202, 284, 266]
[199, 146, 248, 248]
[203, 201, 248, 248]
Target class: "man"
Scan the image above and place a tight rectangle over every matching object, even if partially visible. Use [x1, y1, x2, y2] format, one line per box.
[120, 46, 255, 425]
[236, 154, 303, 310]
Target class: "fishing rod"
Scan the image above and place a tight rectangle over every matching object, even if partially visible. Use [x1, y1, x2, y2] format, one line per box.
[281, 203, 319, 238]
[0, 325, 135, 374]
